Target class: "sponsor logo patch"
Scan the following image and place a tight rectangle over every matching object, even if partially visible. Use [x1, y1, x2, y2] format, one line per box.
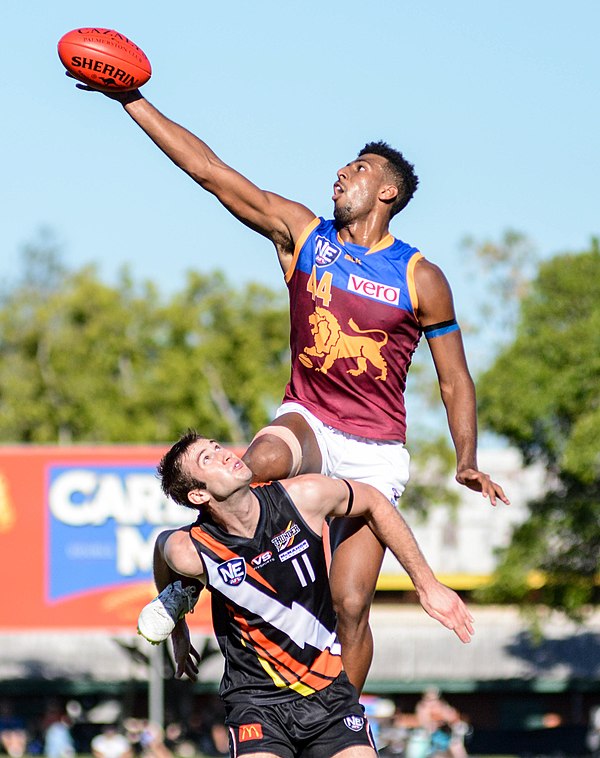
[278, 539, 309, 562]
[344, 715, 365, 732]
[251, 550, 274, 568]
[315, 236, 342, 266]
[344, 253, 362, 265]
[239, 723, 263, 742]
[271, 522, 301, 553]
[217, 557, 246, 586]
[347, 274, 400, 305]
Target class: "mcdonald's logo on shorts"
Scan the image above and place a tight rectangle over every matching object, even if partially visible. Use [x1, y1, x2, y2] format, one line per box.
[239, 723, 263, 742]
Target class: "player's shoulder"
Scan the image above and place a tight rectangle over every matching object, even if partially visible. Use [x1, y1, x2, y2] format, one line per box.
[280, 473, 336, 502]
[414, 255, 451, 287]
[388, 235, 422, 259]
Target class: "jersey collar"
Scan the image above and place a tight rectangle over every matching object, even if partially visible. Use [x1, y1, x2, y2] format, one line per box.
[336, 232, 395, 256]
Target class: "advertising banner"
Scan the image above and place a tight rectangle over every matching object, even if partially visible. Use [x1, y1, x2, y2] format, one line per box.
[0, 445, 215, 632]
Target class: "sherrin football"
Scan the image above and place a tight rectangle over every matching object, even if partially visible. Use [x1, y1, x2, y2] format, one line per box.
[58, 28, 151, 92]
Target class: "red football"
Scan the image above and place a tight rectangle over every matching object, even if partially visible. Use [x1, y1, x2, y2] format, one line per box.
[58, 27, 152, 92]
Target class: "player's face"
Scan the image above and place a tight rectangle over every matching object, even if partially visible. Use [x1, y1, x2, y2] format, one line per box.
[332, 153, 390, 225]
[184, 438, 253, 500]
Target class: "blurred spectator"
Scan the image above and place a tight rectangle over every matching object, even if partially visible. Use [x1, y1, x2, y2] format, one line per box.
[179, 701, 227, 757]
[208, 722, 228, 757]
[91, 725, 132, 758]
[404, 728, 431, 758]
[588, 704, 600, 758]
[44, 716, 74, 758]
[377, 704, 410, 755]
[415, 687, 444, 734]
[163, 723, 187, 757]
[413, 688, 470, 757]
[138, 721, 172, 758]
[0, 700, 27, 758]
[121, 719, 173, 758]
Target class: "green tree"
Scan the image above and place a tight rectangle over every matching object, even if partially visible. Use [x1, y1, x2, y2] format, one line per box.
[0, 241, 289, 444]
[461, 229, 539, 367]
[475, 239, 600, 618]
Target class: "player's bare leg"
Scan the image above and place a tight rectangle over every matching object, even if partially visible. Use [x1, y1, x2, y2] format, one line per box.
[243, 412, 322, 481]
[328, 517, 385, 694]
[334, 747, 377, 757]
[244, 750, 375, 758]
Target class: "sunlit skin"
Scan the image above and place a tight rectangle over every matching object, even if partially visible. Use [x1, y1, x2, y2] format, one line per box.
[183, 439, 255, 521]
[75, 83, 509, 694]
[333, 154, 399, 245]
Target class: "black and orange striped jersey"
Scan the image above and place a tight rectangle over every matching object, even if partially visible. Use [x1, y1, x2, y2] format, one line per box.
[189, 481, 343, 704]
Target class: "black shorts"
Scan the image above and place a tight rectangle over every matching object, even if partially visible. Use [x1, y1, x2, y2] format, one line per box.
[225, 673, 376, 757]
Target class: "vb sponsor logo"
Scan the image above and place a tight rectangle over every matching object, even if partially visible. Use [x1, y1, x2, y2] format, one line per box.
[344, 715, 365, 732]
[251, 551, 273, 568]
[217, 557, 246, 586]
[239, 723, 263, 742]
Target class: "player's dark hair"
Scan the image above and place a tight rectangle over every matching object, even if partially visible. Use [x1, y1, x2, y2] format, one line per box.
[157, 429, 207, 508]
[359, 141, 419, 216]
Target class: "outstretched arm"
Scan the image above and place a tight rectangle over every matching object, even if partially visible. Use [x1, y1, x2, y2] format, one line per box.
[284, 476, 475, 643]
[415, 259, 510, 506]
[81, 87, 315, 270]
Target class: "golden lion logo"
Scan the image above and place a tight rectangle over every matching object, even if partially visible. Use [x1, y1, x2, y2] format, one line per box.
[301, 307, 388, 380]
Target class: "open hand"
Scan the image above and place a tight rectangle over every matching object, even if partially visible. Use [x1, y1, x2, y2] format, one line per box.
[417, 581, 475, 644]
[456, 467, 510, 506]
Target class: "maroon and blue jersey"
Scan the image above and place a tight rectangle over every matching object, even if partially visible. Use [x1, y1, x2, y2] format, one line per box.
[282, 217, 424, 441]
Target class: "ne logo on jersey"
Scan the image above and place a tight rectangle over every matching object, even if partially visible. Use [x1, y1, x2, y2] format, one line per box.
[218, 557, 246, 586]
[348, 274, 400, 305]
[344, 715, 365, 732]
[315, 236, 342, 266]
[271, 522, 301, 552]
[251, 550, 273, 568]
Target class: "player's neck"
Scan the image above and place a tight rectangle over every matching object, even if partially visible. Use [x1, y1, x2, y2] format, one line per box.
[337, 215, 391, 249]
[212, 488, 260, 538]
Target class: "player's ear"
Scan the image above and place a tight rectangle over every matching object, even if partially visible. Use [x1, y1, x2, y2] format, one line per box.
[188, 488, 209, 507]
[379, 182, 398, 204]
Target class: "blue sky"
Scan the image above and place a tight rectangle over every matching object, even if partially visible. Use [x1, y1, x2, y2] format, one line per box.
[4, 1, 599, 331]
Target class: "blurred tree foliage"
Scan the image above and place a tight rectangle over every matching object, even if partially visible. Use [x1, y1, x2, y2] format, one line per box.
[474, 238, 600, 618]
[0, 236, 290, 444]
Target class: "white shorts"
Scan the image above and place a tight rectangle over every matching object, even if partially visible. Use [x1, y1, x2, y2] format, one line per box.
[274, 402, 410, 506]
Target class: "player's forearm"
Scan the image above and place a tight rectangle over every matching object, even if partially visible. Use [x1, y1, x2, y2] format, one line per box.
[440, 374, 479, 471]
[122, 96, 218, 185]
[365, 505, 437, 593]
